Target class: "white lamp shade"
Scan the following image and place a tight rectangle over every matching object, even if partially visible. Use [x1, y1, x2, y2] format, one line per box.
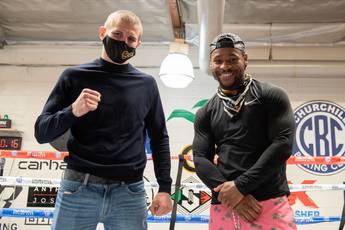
[159, 53, 195, 88]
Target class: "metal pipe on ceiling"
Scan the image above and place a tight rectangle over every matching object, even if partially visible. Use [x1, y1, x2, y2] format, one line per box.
[197, 0, 225, 75]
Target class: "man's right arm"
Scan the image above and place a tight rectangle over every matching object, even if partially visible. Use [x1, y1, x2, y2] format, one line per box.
[34, 73, 77, 144]
[192, 108, 227, 189]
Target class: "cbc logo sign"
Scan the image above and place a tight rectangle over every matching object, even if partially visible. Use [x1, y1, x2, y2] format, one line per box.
[292, 101, 345, 175]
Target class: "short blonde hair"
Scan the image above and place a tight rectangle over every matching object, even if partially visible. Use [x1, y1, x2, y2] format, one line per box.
[104, 10, 143, 37]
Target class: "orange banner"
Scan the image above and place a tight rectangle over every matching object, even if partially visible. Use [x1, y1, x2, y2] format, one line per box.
[0, 150, 68, 160]
[287, 156, 345, 165]
[1, 150, 345, 164]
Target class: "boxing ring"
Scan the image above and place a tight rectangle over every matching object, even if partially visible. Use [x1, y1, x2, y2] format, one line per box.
[0, 150, 344, 229]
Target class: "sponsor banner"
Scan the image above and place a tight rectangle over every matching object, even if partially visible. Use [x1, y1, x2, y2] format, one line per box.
[25, 217, 52, 225]
[0, 151, 68, 160]
[293, 100, 345, 175]
[1, 208, 342, 225]
[0, 177, 60, 187]
[295, 209, 321, 218]
[27, 187, 58, 208]
[0, 221, 19, 230]
[171, 176, 211, 215]
[17, 160, 67, 171]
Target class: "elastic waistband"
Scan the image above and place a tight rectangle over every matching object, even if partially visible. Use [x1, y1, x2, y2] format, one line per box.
[63, 169, 141, 185]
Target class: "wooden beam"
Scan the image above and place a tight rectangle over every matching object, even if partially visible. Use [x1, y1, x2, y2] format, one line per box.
[167, 0, 185, 39]
[167, 0, 182, 28]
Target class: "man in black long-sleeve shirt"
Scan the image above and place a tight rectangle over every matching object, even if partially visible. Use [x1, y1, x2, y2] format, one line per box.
[35, 10, 172, 230]
[193, 33, 297, 229]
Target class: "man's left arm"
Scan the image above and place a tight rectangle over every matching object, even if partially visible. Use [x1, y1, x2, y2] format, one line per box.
[145, 80, 172, 215]
[234, 86, 296, 195]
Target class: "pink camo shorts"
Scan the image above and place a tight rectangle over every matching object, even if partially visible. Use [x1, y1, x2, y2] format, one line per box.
[209, 196, 297, 230]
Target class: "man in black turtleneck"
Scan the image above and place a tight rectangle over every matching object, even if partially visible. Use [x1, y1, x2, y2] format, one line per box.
[192, 33, 297, 230]
[35, 10, 171, 230]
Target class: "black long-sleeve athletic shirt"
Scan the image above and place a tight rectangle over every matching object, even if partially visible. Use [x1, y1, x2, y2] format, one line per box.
[193, 79, 295, 203]
[35, 58, 172, 193]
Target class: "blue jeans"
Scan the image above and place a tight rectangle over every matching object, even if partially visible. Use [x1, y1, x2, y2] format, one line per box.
[52, 179, 147, 230]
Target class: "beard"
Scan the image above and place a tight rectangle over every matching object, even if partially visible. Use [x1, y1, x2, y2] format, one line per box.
[212, 70, 245, 91]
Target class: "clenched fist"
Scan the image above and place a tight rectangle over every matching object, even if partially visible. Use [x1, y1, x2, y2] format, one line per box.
[72, 88, 101, 117]
[149, 192, 172, 216]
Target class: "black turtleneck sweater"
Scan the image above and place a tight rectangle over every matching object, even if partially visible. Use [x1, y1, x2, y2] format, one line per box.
[35, 58, 172, 193]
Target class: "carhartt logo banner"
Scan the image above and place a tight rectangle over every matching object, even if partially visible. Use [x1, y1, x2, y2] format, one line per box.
[293, 100, 345, 175]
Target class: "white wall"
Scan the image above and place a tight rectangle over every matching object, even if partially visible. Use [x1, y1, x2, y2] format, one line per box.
[0, 44, 344, 230]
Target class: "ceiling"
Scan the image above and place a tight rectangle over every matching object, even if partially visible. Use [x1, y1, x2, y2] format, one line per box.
[1, 0, 345, 46]
[0, 0, 174, 44]
[1, 0, 345, 77]
[183, 0, 345, 46]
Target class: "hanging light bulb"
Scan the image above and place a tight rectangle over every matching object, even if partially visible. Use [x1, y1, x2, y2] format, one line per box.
[159, 39, 194, 88]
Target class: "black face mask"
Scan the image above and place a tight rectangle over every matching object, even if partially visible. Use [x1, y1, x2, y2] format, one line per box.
[102, 35, 136, 64]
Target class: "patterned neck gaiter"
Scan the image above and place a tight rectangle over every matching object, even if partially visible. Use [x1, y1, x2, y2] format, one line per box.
[217, 74, 252, 119]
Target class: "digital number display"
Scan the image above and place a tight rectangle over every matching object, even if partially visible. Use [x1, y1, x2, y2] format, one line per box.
[0, 136, 22, 150]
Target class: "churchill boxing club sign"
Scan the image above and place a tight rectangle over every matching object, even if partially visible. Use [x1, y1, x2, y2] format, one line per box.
[291, 100, 345, 226]
[293, 100, 345, 175]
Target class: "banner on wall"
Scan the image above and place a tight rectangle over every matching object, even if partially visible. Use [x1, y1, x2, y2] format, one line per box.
[291, 100, 345, 228]
[293, 100, 345, 175]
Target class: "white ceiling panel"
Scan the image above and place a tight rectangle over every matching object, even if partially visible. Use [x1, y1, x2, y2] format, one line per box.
[0, 0, 174, 42]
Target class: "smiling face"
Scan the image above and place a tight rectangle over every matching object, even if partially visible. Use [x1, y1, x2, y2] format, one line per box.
[210, 47, 248, 90]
